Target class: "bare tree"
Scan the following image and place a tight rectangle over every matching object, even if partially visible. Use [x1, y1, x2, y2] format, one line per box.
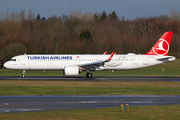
[18, 9, 26, 22]
[170, 9, 180, 21]
[28, 9, 34, 21]
[0, 12, 5, 21]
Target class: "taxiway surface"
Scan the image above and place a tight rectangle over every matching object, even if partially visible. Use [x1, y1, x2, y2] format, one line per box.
[0, 76, 180, 81]
[1, 95, 180, 113]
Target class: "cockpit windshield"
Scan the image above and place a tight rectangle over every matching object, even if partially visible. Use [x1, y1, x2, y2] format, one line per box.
[9, 59, 16, 61]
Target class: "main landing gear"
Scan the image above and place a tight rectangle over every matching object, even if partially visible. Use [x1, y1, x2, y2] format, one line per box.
[86, 72, 92, 78]
[22, 70, 26, 77]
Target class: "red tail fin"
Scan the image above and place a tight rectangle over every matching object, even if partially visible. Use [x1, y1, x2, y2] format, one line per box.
[144, 32, 173, 56]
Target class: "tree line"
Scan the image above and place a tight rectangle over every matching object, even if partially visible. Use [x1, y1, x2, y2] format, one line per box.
[0, 9, 180, 65]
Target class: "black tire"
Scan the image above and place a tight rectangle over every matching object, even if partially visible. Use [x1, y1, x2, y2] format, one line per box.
[86, 73, 92, 78]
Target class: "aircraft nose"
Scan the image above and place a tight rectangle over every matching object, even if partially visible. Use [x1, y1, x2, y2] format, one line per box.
[4, 62, 10, 69]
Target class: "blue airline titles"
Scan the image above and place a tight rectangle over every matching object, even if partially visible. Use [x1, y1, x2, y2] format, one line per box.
[27, 56, 73, 60]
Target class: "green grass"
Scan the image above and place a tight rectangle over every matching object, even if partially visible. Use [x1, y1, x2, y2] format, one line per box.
[1, 59, 180, 76]
[1, 105, 180, 120]
[0, 81, 180, 95]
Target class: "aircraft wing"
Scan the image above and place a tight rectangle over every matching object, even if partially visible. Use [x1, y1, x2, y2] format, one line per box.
[79, 52, 115, 71]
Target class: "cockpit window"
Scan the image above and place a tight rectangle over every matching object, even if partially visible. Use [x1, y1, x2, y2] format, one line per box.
[10, 59, 16, 61]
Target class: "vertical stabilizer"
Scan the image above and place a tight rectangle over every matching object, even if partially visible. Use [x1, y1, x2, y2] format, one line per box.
[144, 32, 173, 56]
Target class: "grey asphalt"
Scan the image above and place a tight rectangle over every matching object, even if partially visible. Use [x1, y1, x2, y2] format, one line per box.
[0, 76, 180, 81]
[1, 95, 180, 113]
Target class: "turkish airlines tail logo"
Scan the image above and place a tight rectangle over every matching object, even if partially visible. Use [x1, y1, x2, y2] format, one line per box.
[144, 32, 173, 56]
[155, 40, 167, 51]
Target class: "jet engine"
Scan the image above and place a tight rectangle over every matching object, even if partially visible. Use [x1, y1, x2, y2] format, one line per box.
[63, 66, 79, 76]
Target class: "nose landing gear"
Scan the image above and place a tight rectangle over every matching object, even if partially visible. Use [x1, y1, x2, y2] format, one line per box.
[22, 70, 26, 77]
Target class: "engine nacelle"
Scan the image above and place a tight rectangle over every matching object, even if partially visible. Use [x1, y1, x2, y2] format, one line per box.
[63, 66, 79, 76]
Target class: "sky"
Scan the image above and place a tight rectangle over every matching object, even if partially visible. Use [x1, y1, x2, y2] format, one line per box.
[1, 0, 180, 20]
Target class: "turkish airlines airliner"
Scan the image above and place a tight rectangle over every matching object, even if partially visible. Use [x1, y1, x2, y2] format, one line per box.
[4, 32, 175, 78]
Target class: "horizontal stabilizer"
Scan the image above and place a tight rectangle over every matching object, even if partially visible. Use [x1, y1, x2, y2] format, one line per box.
[156, 56, 176, 63]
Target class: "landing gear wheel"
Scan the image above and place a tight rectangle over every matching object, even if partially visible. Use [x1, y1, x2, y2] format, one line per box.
[86, 73, 92, 78]
[22, 70, 26, 77]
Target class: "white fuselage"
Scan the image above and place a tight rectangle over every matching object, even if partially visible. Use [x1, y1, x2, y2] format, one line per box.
[4, 54, 175, 71]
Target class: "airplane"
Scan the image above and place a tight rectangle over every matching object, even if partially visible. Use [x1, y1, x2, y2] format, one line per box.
[4, 32, 175, 78]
